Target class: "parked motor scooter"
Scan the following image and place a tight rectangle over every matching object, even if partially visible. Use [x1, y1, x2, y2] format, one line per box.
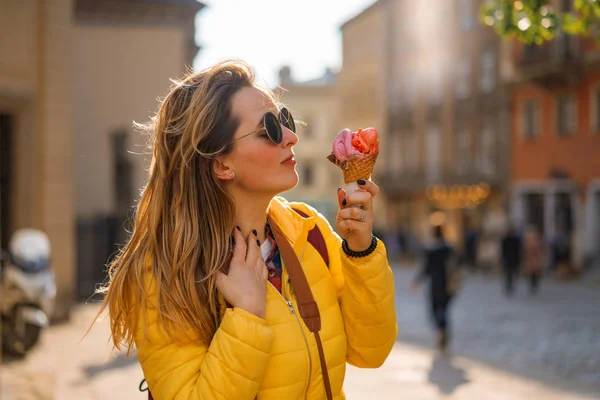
[1, 229, 56, 355]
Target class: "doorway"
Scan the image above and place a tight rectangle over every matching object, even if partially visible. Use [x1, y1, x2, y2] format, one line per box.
[524, 192, 545, 235]
[0, 113, 13, 250]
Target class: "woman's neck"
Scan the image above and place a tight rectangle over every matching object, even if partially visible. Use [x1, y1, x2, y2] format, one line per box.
[232, 191, 273, 244]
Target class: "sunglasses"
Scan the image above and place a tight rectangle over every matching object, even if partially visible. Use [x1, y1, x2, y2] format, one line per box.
[233, 107, 296, 145]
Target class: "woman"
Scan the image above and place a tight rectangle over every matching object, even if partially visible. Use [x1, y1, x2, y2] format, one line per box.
[522, 227, 544, 294]
[94, 60, 397, 399]
[411, 225, 455, 352]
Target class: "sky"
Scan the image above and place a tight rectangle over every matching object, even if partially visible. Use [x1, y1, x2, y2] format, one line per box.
[194, 0, 378, 87]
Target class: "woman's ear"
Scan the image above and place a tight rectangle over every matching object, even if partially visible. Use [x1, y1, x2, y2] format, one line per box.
[213, 159, 235, 180]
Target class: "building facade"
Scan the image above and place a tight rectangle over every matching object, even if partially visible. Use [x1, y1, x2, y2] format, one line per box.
[0, 0, 203, 317]
[1, 0, 77, 319]
[509, 27, 600, 268]
[72, 0, 202, 299]
[379, 0, 510, 257]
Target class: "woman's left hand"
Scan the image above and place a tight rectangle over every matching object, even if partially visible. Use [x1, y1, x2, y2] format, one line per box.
[336, 180, 379, 252]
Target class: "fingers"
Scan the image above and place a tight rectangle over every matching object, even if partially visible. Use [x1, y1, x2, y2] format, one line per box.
[337, 181, 379, 211]
[356, 180, 380, 197]
[337, 188, 346, 209]
[230, 227, 247, 265]
[343, 191, 373, 211]
[338, 218, 365, 233]
[245, 230, 260, 264]
[338, 206, 369, 222]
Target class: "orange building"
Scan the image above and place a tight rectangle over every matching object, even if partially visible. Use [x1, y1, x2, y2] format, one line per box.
[509, 34, 600, 268]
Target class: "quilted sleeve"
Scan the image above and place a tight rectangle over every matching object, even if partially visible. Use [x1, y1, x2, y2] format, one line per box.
[134, 277, 273, 399]
[308, 205, 397, 369]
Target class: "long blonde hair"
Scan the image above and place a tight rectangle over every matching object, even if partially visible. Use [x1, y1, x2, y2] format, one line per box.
[94, 60, 269, 353]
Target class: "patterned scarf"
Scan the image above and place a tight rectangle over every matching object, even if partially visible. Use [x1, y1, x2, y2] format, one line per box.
[264, 223, 283, 293]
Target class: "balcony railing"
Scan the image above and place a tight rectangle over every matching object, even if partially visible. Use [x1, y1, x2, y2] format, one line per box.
[513, 35, 585, 85]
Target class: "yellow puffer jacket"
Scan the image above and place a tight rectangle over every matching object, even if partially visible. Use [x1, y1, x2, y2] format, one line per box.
[135, 196, 397, 399]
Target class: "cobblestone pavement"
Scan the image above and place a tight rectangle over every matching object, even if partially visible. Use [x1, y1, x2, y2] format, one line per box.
[393, 264, 600, 397]
[1, 265, 599, 399]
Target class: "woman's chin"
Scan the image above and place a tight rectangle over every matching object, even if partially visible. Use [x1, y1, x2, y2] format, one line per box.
[274, 173, 299, 194]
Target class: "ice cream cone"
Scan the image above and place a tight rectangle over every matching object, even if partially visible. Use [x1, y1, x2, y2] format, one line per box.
[327, 152, 377, 183]
[328, 127, 379, 194]
[341, 154, 377, 184]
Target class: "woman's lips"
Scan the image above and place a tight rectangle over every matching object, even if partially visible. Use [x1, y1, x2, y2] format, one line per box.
[281, 155, 296, 165]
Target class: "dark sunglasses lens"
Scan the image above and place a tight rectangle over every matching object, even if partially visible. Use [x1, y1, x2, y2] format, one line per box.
[264, 112, 282, 144]
[279, 107, 296, 133]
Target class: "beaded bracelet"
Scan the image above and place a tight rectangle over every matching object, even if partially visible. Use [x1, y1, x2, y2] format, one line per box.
[342, 234, 378, 258]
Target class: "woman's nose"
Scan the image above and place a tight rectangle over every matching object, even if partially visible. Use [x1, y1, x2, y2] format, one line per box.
[281, 125, 298, 147]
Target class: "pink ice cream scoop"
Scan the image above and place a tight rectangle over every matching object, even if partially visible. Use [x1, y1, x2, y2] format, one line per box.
[332, 128, 362, 161]
[328, 127, 380, 195]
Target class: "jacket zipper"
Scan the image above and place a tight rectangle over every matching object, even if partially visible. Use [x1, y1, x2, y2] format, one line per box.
[269, 228, 312, 400]
[268, 280, 312, 400]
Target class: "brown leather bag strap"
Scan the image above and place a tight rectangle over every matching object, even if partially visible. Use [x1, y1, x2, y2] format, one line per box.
[269, 219, 333, 400]
[292, 208, 330, 268]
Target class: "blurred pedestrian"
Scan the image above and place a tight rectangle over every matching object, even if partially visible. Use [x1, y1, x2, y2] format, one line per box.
[411, 225, 457, 353]
[522, 227, 544, 294]
[397, 225, 407, 258]
[462, 217, 478, 271]
[500, 225, 521, 296]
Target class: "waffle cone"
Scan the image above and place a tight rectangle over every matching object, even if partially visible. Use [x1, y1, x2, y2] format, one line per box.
[327, 152, 378, 184]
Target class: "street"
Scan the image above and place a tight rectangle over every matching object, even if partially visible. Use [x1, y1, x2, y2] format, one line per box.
[1, 264, 599, 399]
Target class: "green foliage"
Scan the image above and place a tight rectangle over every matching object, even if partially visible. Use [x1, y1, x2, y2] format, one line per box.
[480, 0, 600, 44]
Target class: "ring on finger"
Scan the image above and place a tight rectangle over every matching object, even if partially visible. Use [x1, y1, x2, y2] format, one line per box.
[359, 211, 367, 221]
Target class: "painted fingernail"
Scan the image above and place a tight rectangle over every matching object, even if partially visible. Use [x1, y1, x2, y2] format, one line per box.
[342, 198, 347, 206]
[256, 239, 261, 246]
[357, 179, 366, 185]
[236, 226, 241, 231]
[252, 229, 258, 236]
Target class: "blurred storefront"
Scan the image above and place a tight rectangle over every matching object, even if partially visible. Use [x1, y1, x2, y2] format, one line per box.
[0, 0, 203, 318]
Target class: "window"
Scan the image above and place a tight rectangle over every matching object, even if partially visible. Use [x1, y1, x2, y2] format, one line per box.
[590, 84, 600, 132]
[478, 126, 495, 176]
[404, 132, 418, 171]
[390, 132, 403, 173]
[556, 94, 577, 136]
[523, 44, 541, 61]
[426, 126, 441, 182]
[112, 130, 133, 215]
[0, 114, 13, 250]
[458, 0, 476, 30]
[455, 128, 471, 175]
[521, 99, 540, 140]
[429, 63, 444, 104]
[480, 51, 496, 94]
[455, 57, 471, 99]
[391, 68, 403, 108]
[403, 68, 418, 106]
[303, 165, 314, 187]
